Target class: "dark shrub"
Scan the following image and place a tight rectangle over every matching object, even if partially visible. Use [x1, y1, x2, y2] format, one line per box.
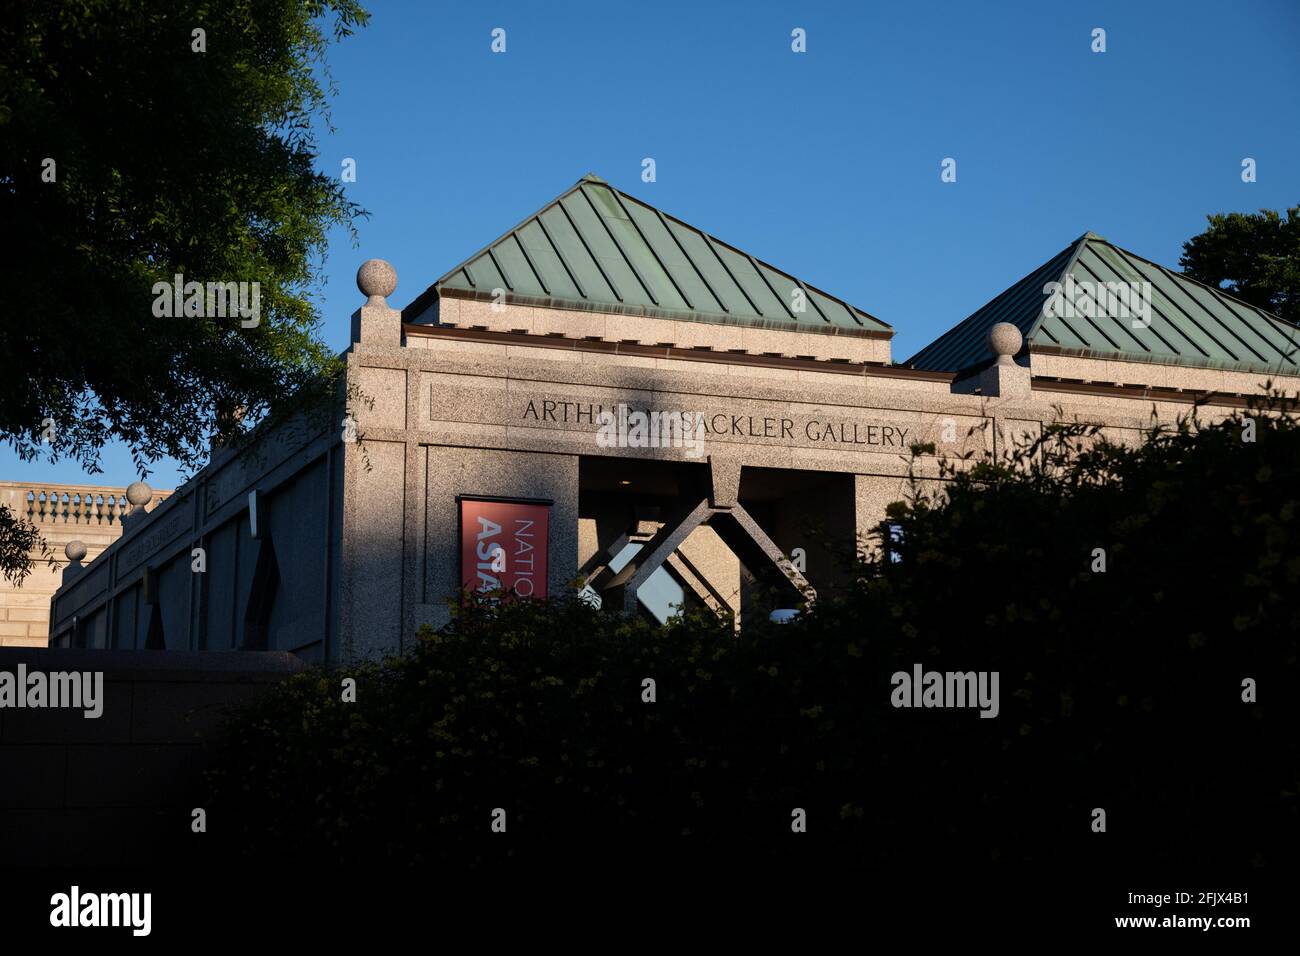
[206, 400, 1299, 874]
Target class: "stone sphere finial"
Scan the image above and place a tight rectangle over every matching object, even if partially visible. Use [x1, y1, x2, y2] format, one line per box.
[988, 322, 1023, 362]
[357, 259, 397, 301]
[125, 481, 152, 507]
[65, 540, 87, 562]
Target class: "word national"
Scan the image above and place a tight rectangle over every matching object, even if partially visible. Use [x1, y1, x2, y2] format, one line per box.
[594, 403, 706, 458]
[151, 273, 261, 328]
[50, 886, 151, 936]
[0, 664, 103, 718]
[890, 664, 999, 718]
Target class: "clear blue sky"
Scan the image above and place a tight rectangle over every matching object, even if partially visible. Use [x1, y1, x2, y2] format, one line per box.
[10, 0, 1299, 490]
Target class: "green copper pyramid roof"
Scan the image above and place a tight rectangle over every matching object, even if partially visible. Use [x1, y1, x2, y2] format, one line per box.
[907, 233, 1300, 376]
[406, 174, 890, 338]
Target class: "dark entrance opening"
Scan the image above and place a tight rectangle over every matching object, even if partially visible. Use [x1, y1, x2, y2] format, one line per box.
[577, 457, 830, 627]
[738, 466, 858, 605]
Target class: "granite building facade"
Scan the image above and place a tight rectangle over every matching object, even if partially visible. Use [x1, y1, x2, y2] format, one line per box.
[48, 175, 1300, 662]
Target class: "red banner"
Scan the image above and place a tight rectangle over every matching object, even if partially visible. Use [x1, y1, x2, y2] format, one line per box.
[459, 498, 550, 599]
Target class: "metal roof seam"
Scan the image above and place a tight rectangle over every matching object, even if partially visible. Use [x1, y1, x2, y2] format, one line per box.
[534, 213, 587, 300]
[701, 233, 765, 316]
[749, 253, 800, 321]
[1029, 235, 1089, 341]
[486, 247, 514, 293]
[606, 187, 694, 309]
[1099, 250, 1190, 357]
[1108, 236, 1300, 333]
[1110, 244, 1256, 363]
[1185, 265, 1293, 364]
[578, 183, 660, 306]
[1069, 254, 1158, 354]
[558, 194, 624, 304]
[510, 229, 550, 297]
[654, 207, 728, 314]
[795, 279, 832, 325]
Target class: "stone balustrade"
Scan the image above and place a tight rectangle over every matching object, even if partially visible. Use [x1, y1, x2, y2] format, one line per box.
[0, 481, 171, 647]
[1, 483, 170, 528]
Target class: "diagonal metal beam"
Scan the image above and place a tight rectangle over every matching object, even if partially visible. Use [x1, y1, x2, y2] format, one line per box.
[710, 502, 816, 606]
[666, 549, 730, 614]
[602, 496, 815, 618]
[603, 498, 713, 614]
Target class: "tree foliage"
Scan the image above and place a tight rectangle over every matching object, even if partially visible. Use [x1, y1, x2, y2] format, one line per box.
[0, 0, 369, 582]
[0, 501, 56, 587]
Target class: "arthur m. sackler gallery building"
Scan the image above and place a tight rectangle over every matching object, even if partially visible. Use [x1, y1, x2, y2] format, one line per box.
[48, 174, 1300, 661]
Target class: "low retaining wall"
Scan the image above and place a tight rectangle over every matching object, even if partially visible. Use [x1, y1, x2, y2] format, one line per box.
[0, 648, 305, 866]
